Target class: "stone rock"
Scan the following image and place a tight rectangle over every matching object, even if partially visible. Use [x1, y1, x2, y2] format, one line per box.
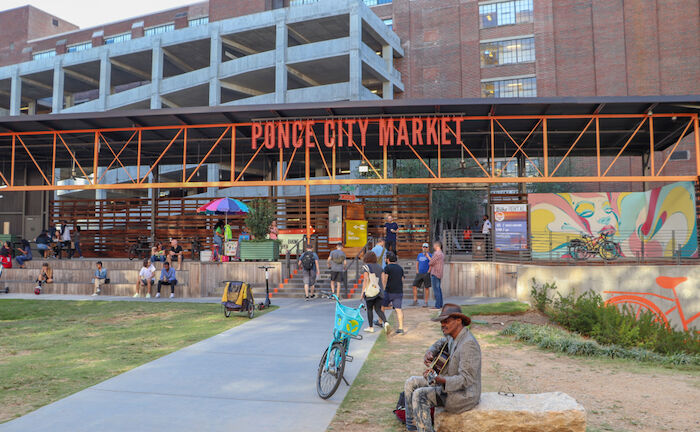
[434, 392, 586, 432]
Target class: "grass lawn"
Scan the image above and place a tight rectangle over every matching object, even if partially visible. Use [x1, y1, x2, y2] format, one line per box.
[0, 299, 275, 423]
[461, 301, 529, 316]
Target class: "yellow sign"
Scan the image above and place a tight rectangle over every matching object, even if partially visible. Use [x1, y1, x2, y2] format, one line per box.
[345, 219, 367, 247]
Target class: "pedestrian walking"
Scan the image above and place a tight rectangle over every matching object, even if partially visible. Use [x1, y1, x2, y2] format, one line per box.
[156, 261, 177, 298]
[382, 252, 405, 334]
[481, 215, 491, 235]
[412, 242, 432, 307]
[371, 238, 388, 270]
[92, 261, 107, 296]
[360, 251, 389, 334]
[298, 244, 319, 300]
[384, 214, 399, 255]
[428, 241, 445, 310]
[327, 242, 346, 297]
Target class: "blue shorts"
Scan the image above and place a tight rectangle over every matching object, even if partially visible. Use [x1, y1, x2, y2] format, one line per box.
[382, 292, 403, 309]
[37, 244, 49, 251]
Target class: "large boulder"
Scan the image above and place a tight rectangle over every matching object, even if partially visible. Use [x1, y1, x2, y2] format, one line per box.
[434, 392, 586, 432]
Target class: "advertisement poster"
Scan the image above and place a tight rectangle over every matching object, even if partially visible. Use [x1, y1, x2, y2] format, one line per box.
[493, 204, 528, 251]
[345, 220, 368, 247]
[278, 228, 314, 255]
[224, 241, 238, 257]
[328, 205, 343, 243]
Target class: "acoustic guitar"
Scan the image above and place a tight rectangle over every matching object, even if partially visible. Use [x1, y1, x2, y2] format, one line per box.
[426, 343, 450, 385]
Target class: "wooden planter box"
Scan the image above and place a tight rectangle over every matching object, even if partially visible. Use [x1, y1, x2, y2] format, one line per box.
[239, 240, 280, 261]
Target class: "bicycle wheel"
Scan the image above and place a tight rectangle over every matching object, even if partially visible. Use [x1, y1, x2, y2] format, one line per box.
[316, 342, 346, 399]
[599, 241, 620, 261]
[568, 242, 588, 261]
[128, 244, 138, 260]
[223, 304, 231, 318]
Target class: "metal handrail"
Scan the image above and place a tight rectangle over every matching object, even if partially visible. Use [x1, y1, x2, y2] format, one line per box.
[284, 235, 306, 279]
[342, 235, 374, 297]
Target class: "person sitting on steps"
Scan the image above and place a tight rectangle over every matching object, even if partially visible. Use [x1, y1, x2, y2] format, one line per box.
[157, 261, 177, 298]
[403, 304, 481, 432]
[135, 259, 156, 298]
[167, 238, 184, 271]
[92, 261, 107, 296]
[15, 239, 33, 269]
[35, 262, 53, 293]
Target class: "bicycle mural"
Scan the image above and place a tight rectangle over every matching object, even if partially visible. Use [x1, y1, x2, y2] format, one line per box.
[604, 276, 699, 332]
[530, 181, 698, 259]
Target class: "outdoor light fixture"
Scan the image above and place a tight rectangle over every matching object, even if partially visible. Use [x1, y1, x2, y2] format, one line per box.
[358, 163, 369, 173]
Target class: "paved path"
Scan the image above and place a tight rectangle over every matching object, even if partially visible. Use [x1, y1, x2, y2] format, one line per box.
[1, 295, 513, 431]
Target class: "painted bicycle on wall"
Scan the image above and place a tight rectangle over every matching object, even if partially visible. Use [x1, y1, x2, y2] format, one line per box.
[604, 276, 699, 332]
[567, 229, 622, 261]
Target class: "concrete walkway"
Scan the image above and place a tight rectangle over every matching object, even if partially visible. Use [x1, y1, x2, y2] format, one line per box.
[1, 295, 513, 431]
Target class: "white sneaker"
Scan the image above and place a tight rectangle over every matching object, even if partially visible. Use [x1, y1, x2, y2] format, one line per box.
[91, 293, 98, 296]
[363, 327, 375, 333]
[146, 293, 151, 298]
[169, 293, 174, 298]
[155, 293, 161, 298]
[96, 288, 101, 294]
[384, 322, 392, 335]
[133, 293, 139, 298]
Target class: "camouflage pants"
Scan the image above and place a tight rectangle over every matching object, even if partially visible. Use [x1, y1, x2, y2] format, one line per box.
[404, 376, 445, 432]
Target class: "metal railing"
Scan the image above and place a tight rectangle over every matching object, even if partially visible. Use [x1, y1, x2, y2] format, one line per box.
[342, 236, 374, 297]
[284, 235, 307, 279]
[441, 228, 699, 265]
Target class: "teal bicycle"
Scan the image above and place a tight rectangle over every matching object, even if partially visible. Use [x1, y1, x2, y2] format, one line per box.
[316, 292, 365, 399]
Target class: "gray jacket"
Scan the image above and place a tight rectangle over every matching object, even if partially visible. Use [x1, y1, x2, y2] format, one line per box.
[428, 327, 481, 413]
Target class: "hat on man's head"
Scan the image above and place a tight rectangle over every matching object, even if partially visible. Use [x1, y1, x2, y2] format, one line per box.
[431, 303, 471, 326]
[422, 243, 430, 248]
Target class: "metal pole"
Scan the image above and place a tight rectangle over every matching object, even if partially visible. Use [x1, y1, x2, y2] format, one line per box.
[671, 230, 676, 261]
[549, 231, 552, 261]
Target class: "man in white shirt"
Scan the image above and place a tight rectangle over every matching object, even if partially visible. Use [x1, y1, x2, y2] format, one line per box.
[135, 259, 156, 298]
[481, 215, 491, 235]
[60, 220, 72, 259]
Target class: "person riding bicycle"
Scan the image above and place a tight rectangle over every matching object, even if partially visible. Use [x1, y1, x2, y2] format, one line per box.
[403, 304, 481, 432]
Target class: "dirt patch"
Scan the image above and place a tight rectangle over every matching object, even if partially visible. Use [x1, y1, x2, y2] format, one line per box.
[328, 308, 700, 432]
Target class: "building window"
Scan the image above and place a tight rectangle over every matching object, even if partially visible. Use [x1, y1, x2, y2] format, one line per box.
[364, 0, 393, 5]
[105, 33, 132, 44]
[291, 0, 391, 5]
[481, 76, 536, 98]
[67, 42, 92, 53]
[33, 49, 56, 60]
[479, 0, 533, 29]
[383, 18, 393, 30]
[480, 37, 534, 66]
[188, 16, 209, 27]
[144, 23, 175, 36]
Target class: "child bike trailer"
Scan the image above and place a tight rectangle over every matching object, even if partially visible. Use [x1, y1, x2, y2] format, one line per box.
[220, 280, 255, 319]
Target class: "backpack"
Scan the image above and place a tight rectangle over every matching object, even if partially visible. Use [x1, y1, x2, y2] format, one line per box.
[332, 251, 345, 265]
[301, 252, 315, 270]
[363, 264, 381, 298]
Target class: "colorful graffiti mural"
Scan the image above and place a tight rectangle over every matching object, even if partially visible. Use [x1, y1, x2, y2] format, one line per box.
[530, 181, 698, 259]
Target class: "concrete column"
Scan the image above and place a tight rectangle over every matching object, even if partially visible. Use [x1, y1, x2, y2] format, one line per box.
[274, 17, 288, 104]
[98, 52, 111, 110]
[151, 40, 163, 109]
[52, 60, 64, 113]
[95, 168, 107, 200]
[27, 101, 36, 115]
[348, 8, 362, 100]
[207, 163, 219, 196]
[10, 68, 21, 116]
[382, 44, 393, 99]
[208, 27, 221, 106]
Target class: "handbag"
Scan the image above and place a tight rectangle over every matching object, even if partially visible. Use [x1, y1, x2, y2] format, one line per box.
[363, 265, 381, 298]
[104, 278, 110, 284]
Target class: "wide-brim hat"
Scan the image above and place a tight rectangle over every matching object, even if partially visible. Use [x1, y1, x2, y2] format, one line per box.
[431, 303, 471, 326]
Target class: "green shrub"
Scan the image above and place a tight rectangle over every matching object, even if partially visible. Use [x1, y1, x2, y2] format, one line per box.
[244, 199, 277, 241]
[529, 278, 554, 313]
[500, 322, 700, 367]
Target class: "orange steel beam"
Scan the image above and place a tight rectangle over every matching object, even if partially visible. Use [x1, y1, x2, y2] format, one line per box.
[499, 119, 542, 175]
[283, 144, 299, 181]
[332, 144, 336, 181]
[136, 130, 141, 182]
[279, 145, 283, 181]
[305, 136, 311, 237]
[230, 126, 236, 183]
[3, 175, 697, 192]
[52, 133, 56, 185]
[648, 116, 655, 177]
[595, 117, 600, 177]
[97, 131, 137, 184]
[551, 117, 594, 176]
[444, 122, 490, 178]
[56, 133, 93, 181]
[16, 135, 51, 185]
[393, 122, 437, 178]
[10, 135, 15, 186]
[495, 119, 543, 177]
[0, 164, 9, 186]
[490, 118, 495, 176]
[603, 117, 647, 177]
[93, 131, 99, 185]
[139, 128, 183, 183]
[186, 127, 230, 182]
[346, 128, 381, 179]
[543, 118, 549, 177]
[182, 128, 188, 182]
[694, 114, 700, 176]
[656, 119, 692, 176]
[312, 130, 331, 178]
[235, 132, 266, 182]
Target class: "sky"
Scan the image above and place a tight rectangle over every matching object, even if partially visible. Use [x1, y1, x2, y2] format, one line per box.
[3, 0, 198, 28]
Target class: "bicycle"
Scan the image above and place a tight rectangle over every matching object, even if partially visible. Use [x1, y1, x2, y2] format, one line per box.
[567, 230, 621, 261]
[127, 236, 151, 261]
[190, 236, 202, 261]
[317, 292, 365, 399]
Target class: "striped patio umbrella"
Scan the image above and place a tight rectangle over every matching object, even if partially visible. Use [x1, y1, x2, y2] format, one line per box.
[196, 198, 249, 224]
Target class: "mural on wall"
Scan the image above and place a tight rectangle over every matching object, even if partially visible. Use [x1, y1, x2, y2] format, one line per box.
[530, 181, 698, 259]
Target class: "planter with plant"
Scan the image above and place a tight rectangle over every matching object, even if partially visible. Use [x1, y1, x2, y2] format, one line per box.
[239, 199, 280, 261]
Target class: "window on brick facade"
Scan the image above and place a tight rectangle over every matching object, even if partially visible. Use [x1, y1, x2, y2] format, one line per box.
[67, 42, 92, 53]
[105, 33, 132, 44]
[383, 18, 393, 30]
[479, 0, 533, 28]
[480, 37, 535, 66]
[33, 50, 56, 61]
[291, 0, 391, 5]
[145, 23, 175, 36]
[188, 17, 209, 27]
[481, 76, 536, 98]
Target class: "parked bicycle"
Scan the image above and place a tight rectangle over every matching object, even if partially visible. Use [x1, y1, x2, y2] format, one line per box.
[567, 230, 621, 261]
[317, 292, 365, 399]
[190, 236, 202, 261]
[127, 236, 151, 261]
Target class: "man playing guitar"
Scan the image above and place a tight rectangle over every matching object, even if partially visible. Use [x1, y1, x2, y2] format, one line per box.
[404, 304, 482, 432]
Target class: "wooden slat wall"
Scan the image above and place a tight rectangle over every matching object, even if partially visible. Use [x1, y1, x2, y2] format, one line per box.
[447, 262, 518, 299]
[49, 194, 429, 259]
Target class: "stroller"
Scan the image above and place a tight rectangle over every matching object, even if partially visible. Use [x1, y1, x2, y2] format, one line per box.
[220, 280, 255, 319]
[0, 266, 8, 294]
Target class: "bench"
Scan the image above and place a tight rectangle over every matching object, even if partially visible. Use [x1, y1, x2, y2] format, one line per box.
[434, 392, 585, 432]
